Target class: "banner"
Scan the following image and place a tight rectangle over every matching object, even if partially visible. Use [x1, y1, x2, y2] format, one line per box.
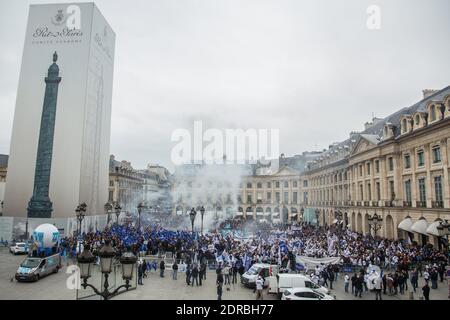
[296, 256, 342, 270]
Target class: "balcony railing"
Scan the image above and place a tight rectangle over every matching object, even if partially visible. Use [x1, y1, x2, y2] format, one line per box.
[371, 201, 379, 207]
[385, 201, 394, 207]
[403, 201, 412, 207]
[432, 201, 444, 208]
[356, 201, 362, 206]
[363, 201, 370, 207]
[416, 201, 427, 208]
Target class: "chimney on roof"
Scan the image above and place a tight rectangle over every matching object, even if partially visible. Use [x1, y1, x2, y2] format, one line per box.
[422, 89, 438, 99]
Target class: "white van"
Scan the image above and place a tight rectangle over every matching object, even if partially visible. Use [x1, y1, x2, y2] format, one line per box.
[15, 254, 62, 282]
[241, 263, 279, 288]
[268, 273, 330, 298]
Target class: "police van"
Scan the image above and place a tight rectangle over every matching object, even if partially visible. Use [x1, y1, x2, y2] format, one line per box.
[15, 253, 62, 282]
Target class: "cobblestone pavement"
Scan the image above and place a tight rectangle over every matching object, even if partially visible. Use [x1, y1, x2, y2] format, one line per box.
[0, 249, 448, 300]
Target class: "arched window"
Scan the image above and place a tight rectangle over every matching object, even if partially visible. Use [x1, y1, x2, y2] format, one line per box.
[415, 115, 420, 126]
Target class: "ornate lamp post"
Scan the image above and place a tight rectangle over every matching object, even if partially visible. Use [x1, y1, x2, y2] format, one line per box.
[335, 210, 343, 227]
[104, 202, 113, 225]
[437, 219, 450, 264]
[77, 241, 137, 300]
[137, 202, 145, 232]
[189, 208, 197, 235]
[114, 202, 121, 226]
[315, 209, 320, 226]
[368, 212, 383, 237]
[200, 206, 205, 235]
[75, 203, 87, 253]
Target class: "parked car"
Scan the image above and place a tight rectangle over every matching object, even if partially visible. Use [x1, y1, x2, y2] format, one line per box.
[9, 242, 28, 255]
[15, 254, 62, 282]
[241, 263, 279, 288]
[281, 287, 335, 301]
[268, 273, 330, 297]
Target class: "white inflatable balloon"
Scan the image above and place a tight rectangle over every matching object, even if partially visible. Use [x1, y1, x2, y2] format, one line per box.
[33, 223, 60, 249]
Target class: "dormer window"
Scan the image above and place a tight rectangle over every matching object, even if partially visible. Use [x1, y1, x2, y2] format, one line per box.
[430, 105, 436, 122]
[401, 118, 408, 133]
[415, 115, 420, 126]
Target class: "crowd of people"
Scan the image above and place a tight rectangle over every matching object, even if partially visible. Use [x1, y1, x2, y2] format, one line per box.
[54, 216, 448, 300]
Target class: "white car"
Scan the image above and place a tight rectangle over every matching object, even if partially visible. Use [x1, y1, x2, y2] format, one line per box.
[10, 242, 28, 255]
[281, 287, 335, 301]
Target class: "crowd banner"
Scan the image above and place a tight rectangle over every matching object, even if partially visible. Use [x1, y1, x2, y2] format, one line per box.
[296, 256, 342, 270]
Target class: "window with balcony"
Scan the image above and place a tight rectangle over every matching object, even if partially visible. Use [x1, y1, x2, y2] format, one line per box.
[267, 182, 271, 188]
[359, 165, 363, 177]
[267, 192, 271, 202]
[389, 180, 395, 201]
[293, 192, 298, 204]
[388, 157, 394, 171]
[404, 180, 412, 207]
[367, 183, 372, 201]
[376, 182, 381, 201]
[247, 194, 252, 204]
[275, 192, 280, 203]
[404, 153, 411, 169]
[375, 160, 379, 174]
[432, 146, 441, 164]
[257, 192, 262, 204]
[418, 178, 426, 207]
[283, 192, 289, 203]
[257, 182, 262, 189]
[417, 150, 425, 167]
[366, 163, 371, 175]
[434, 176, 443, 208]
[275, 181, 280, 188]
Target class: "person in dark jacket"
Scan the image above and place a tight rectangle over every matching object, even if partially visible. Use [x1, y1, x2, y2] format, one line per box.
[422, 282, 430, 300]
[172, 261, 178, 280]
[191, 264, 199, 286]
[186, 265, 191, 285]
[160, 260, 165, 277]
[217, 280, 223, 300]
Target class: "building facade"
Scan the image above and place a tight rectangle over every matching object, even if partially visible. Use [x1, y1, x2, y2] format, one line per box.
[109, 155, 172, 215]
[171, 159, 310, 224]
[299, 87, 450, 246]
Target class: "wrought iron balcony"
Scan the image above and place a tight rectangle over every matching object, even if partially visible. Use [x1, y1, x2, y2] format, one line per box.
[416, 201, 427, 208]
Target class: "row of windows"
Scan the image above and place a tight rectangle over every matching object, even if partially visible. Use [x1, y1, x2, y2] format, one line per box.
[356, 145, 442, 178]
[245, 181, 298, 189]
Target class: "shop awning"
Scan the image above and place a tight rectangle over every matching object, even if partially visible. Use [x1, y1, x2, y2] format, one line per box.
[256, 211, 264, 216]
[426, 220, 442, 237]
[411, 218, 429, 235]
[398, 217, 413, 232]
[236, 211, 243, 216]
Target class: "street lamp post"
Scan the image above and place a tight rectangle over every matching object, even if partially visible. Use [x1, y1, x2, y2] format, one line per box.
[335, 210, 343, 227]
[200, 206, 205, 235]
[76, 203, 87, 253]
[137, 202, 145, 232]
[114, 202, 121, 226]
[77, 241, 137, 300]
[189, 208, 197, 236]
[104, 202, 113, 226]
[437, 219, 450, 265]
[368, 212, 383, 237]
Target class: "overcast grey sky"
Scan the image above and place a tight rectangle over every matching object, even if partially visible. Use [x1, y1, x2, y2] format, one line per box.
[1, 0, 449, 172]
